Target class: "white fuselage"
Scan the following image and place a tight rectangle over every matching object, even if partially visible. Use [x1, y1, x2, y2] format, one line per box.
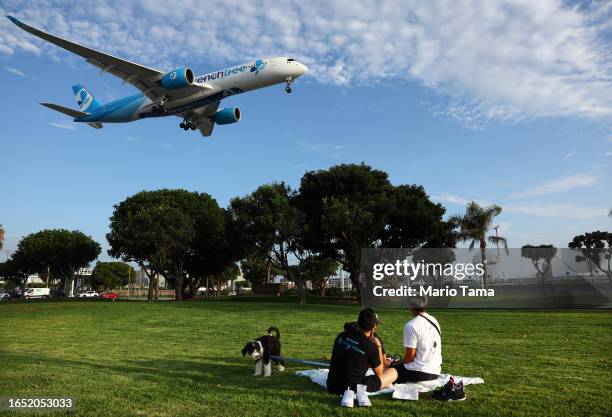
[139, 57, 306, 120]
[80, 57, 307, 123]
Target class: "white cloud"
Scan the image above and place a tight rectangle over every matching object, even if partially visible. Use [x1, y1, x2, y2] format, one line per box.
[1, 0, 611, 128]
[49, 121, 76, 130]
[504, 204, 607, 219]
[4, 66, 24, 77]
[297, 141, 344, 153]
[432, 193, 473, 206]
[433, 193, 607, 219]
[564, 152, 576, 160]
[511, 173, 601, 198]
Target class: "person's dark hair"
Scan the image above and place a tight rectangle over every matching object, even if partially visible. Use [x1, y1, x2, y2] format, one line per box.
[357, 307, 380, 331]
[407, 295, 428, 313]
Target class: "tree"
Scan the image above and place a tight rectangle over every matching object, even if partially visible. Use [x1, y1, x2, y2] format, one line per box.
[107, 189, 227, 301]
[569, 231, 612, 283]
[240, 254, 282, 286]
[11, 229, 101, 296]
[521, 245, 557, 285]
[0, 224, 4, 251]
[185, 209, 249, 299]
[0, 257, 31, 293]
[210, 263, 241, 297]
[231, 183, 310, 304]
[298, 255, 339, 296]
[92, 262, 136, 290]
[450, 202, 507, 289]
[297, 163, 453, 297]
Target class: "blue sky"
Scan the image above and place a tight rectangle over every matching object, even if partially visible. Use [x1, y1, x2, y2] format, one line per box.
[0, 0, 611, 261]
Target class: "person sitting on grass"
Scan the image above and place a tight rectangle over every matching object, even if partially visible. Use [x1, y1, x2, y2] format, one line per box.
[390, 296, 467, 402]
[391, 296, 441, 383]
[326, 308, 398, 407]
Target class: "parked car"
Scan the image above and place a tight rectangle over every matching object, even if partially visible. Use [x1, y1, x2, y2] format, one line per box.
[0, 291, 11, 300]
[24, 288, 51, 299]
[79, 291, 99, 298]
[52, 289, 65, 298]
[100, 291, 118, 299]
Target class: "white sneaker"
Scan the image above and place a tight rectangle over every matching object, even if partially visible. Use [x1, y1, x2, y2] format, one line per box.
[340, 388, 355, 407]
[356, 384, 372, 407]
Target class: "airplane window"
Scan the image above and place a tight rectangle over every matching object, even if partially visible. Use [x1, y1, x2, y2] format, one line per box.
[287, 58, 295, 62]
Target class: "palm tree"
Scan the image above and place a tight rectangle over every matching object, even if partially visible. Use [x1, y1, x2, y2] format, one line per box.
[450, 202, 508, 289]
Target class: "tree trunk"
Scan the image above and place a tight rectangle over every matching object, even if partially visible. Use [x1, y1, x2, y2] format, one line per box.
[296, 279, 306, 305]
[347, 264, 362, 302]
[147, 273, 155, 301]
[480, 242, 487, 289]
[176, 273, 184, 301]
[320, 278, 328, 297]
[187, 278, 200, 299]
[155, 274, 160, 300]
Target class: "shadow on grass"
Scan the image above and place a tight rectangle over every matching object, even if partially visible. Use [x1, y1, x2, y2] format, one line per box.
[0, 351, 348, 406]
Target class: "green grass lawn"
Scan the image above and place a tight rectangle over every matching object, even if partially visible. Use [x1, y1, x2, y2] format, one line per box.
[0, 299, 610, 417]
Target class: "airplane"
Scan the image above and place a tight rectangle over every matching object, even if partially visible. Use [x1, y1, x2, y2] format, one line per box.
[6, 15, 308, 137]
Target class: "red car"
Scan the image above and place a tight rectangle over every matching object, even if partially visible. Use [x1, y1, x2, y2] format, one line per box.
[100, 292, 118, 299]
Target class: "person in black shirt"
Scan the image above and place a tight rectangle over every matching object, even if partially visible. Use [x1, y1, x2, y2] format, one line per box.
[327, 308, 398, 395]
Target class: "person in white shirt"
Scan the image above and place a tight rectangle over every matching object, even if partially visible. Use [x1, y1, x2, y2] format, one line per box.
[391, 296, 442, 383]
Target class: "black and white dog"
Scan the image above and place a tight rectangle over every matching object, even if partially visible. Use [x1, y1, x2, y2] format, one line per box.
[241, 327, 285, 377]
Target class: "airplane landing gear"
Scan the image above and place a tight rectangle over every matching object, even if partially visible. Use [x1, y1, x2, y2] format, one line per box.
[285, 77, 293, 93]
[180, 121, 197, 131]
[153, 96, 169, 115]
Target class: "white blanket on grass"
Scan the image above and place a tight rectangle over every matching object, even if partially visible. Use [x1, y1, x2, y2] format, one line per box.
[296, 368, 484, 396]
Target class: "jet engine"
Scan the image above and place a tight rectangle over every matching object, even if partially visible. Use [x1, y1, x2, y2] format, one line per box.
[213, 107, 241, 125]
[160, 67, 194, 90]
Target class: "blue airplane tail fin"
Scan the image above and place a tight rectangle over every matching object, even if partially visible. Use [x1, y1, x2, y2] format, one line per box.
[72, 84, 102, 112]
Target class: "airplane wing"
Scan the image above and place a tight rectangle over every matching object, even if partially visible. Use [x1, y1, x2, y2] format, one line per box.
[6, 16, 212, 102]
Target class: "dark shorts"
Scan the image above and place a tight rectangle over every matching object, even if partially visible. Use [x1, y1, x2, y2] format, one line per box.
[392, 364, 438, 384]
[360, 374, 382, 392]
[327, 374, 382, 394]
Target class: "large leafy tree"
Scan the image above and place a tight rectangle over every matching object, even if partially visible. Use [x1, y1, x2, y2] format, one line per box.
[230, 183, 310, 304]
[296, 163, 453, 296]
[92, 262, 136, 290]
[569, 231, 612, 283]
[450, 201, 508, 289]
[107, 189, 226, 301]
[11, 229, 100, 296]
[521, 244, 558, 284]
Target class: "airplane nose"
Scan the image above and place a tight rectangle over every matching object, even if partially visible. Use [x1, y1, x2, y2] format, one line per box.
[295, 62, 308, 77]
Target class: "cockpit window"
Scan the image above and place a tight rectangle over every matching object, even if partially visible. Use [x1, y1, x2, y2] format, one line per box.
[287, 58, 295, 62]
